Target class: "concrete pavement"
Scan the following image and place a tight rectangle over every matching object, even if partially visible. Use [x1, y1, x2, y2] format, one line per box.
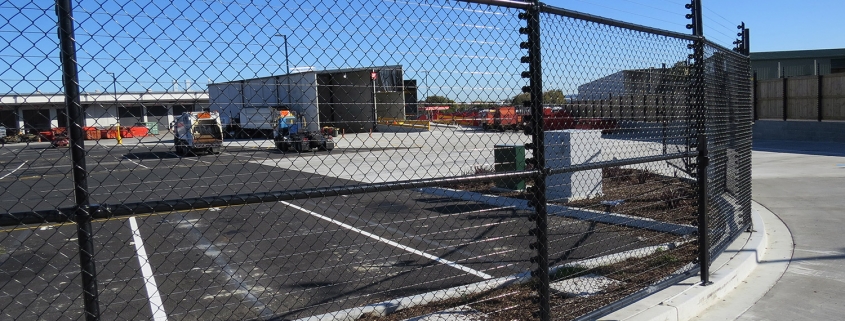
[729, 140, 845, 320]
[605, 141, 845, 321]
[604, 139, 845, 321]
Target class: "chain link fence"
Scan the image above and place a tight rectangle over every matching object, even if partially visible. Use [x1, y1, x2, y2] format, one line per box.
[0, 0, 751, 320]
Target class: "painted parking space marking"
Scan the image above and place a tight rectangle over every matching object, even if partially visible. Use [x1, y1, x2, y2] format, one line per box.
[128, 216, 168, 321]
[0, 161, 27, 180]
[123, 156, 151, 169]
[281, 201, 493, 280]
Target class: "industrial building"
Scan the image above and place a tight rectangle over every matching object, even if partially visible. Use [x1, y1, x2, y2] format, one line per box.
[208, 66, 407, 133]
[751, 48, 845, 80]
[576, 65, 689, 100]
[0, 91, 208, 135]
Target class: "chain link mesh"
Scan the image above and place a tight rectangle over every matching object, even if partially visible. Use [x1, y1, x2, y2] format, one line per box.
[539, 11, 701, 320]
[0, 1, 751, 320]
[703, 42, 753, 260]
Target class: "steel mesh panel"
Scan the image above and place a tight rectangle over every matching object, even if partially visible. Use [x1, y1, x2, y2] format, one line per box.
[0, 1, 752, 320]
[702, 43, 753, 260]
[1, 1, 84, 319]
[536, 12, 700, 320]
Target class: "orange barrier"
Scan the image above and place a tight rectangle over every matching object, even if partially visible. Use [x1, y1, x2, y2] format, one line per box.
[100, 129, 131, 139]
[129, 126, 149, 137]
[84, 128, 100, 140]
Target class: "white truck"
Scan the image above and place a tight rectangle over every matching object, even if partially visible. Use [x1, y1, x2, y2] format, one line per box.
[173, 111, 224, 156]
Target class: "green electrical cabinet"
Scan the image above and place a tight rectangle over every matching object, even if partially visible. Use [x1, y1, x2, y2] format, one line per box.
[493, 144, 526, 190]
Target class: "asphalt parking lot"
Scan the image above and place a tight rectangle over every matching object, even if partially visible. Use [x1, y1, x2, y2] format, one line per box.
[0, 129, 685, 320]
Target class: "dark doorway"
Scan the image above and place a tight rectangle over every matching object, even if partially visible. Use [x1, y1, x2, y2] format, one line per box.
[22, 109, 51, 133]
[172, 105, 193, 116]
[0, 110, 17, 135]
[57, 108, 69, 128]
[118, 106, 144, 127]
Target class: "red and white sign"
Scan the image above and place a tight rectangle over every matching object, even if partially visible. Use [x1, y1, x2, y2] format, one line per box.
[371, 71, 378, 80]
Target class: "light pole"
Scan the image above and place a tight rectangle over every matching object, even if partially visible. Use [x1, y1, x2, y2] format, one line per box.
[274, 34, 289, 75]
[106, 71, 122, 144]
[273, 34, 291, 112]
[106, 72, 116, 97]
[106, 71, 117, 118]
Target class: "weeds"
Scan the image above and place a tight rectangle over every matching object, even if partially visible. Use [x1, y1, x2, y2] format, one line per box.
[551, 266, 590, 281]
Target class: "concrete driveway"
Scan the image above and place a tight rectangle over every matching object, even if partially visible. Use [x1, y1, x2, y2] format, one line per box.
[737, 140, 845, 320]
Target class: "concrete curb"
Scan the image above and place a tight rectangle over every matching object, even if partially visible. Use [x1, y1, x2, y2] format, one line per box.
[600, 201, 790, 321]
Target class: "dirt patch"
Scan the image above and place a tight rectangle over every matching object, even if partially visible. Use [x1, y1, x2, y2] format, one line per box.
[358, 167, 699, 320]
[357, 244, 697, 321]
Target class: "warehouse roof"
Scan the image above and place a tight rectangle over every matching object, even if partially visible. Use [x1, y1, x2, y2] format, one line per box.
[751, 48, 845, 61]
[212, 65, 404, 84]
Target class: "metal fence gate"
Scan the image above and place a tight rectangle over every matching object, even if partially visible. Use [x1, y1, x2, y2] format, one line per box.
[0, 0, 751, 320]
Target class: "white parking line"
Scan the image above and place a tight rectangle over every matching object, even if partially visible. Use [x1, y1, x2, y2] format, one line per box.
[0, 161, 27, 180]
[123, 157, 150, 169]
[128, 216, 168, 321]
[280, 201, 493, 280]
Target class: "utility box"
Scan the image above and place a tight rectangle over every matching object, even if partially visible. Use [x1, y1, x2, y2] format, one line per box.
[494, 144, 526, 190]
[545, 130, 603, 201]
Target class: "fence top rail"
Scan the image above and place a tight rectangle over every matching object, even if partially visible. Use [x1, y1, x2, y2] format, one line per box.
[539, 3, 699, 42]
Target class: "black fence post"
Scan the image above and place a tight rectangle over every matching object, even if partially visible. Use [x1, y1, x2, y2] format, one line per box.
[818, 75, 823, 122]
[782, 77, 788, 121]
[753, 71, 758, 121]
[519, 1, 549, 319]
[696, 134, 710, 285]
[56, 1, 100, 320]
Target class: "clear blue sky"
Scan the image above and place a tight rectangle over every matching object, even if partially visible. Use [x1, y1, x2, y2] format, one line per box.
[545, 0, 845, 53]
[1, 0, 842, 99]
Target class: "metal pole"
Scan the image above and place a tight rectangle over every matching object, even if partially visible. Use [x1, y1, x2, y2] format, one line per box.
[520, 1, 549, 319]
[55, 0, 100, 319]
[274, 34, 291, 109]
[696, 134, 710, 285]
[372, 70, 378, 131]
[284, 34, 289, 75]
[107, 72, 116, 124]
[753, 71, 758, 121]
[284, 36, 291, 111]
[818, 74, 823, 122]
[743, 28, 750, 55]
[782, 77, 788, 121]
[686, 0, 706, 175]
